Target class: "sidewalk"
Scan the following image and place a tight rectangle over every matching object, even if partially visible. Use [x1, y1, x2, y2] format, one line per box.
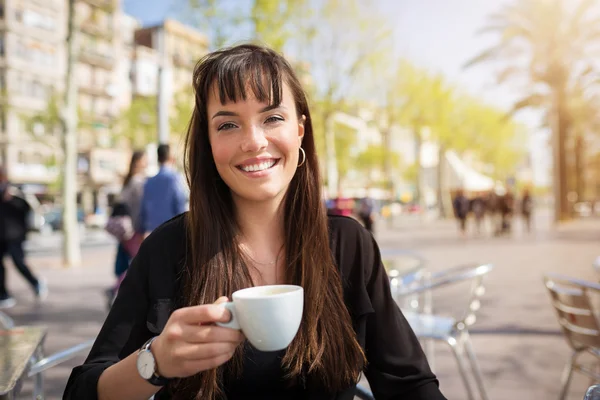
[2, 213, 599, 399]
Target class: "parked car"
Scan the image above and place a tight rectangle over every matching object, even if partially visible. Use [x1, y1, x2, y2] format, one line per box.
[43, 208, 85, 231]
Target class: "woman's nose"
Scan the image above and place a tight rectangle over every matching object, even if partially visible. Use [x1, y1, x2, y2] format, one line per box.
[241, 125, 268, 153]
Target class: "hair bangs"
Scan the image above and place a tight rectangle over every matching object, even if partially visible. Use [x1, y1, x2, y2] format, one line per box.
[212, 49, 284, 107]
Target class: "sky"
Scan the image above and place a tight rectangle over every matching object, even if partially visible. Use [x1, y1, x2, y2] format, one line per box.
[123, 0, 551, 186]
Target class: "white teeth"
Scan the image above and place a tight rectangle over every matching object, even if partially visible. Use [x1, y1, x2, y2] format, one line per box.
[241, 160, 276, 172]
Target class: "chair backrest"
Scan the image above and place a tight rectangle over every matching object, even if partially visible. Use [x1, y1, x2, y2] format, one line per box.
[544, 273, 600, 350]
[593, 257, 600, 277]
[385, 251, 427, 312]
[397, 263, 493, 329]
[0, 310, 15, 329]
[584, 384, 600, 400]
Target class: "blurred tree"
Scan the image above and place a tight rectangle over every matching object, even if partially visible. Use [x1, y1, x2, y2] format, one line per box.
[334, 123, 357, 184]
[306, 0, 392, 195]
[115, 96, 157, 149]
[170, 88, 195, 140]
[178, 0, 245, 49]
[355, 144, 402, 186]
[466, 0, 600, 222]
[391, 61, 441, 210]
[250, 0, 311, 53]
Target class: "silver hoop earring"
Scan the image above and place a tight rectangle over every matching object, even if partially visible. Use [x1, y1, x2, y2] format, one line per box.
[298, 147, 306, 167]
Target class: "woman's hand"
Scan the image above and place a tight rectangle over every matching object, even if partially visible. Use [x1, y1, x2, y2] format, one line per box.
[151, 297, 244, 378]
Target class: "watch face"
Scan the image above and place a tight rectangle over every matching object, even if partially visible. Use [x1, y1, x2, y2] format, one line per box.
[137, 350, 156, 380]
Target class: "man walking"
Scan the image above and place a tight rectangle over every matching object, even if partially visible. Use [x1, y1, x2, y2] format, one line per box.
[0, 166, 47, 308]
[139, 144, 187, 235]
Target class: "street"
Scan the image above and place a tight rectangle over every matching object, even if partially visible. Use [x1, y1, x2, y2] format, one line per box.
[4, 210, 599, 399]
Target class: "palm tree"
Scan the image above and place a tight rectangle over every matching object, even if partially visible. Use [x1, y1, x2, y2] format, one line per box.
[466, 0, 600, 222]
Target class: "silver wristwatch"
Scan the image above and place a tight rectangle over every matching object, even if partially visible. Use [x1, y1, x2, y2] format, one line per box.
[136, 337, 171, 386]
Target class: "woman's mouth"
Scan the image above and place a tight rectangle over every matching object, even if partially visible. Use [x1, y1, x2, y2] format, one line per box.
[236, 159, 280, 175]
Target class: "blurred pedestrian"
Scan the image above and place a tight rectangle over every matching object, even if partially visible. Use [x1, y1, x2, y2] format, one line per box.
[105, 151, 147, 307]
[452, 189, 469, 237]
[520, 187, 533, 233]
[0, 166, 47, 308]
[500, 189, 515, 235]
[139, 144, 187, 236]
[358, 196, 375, 233]
[470, 193, 486, 236]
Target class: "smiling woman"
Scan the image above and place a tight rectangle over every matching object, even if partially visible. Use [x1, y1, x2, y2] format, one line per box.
[64, 44, 447, 400]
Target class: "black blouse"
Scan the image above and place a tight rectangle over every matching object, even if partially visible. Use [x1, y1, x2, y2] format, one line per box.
[63, 214, 447, 400]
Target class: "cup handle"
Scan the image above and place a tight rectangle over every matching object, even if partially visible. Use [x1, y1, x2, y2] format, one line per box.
[215, 302, 241, 330]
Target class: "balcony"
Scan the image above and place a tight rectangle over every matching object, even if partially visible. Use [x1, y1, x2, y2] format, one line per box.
[80, 21, 114, 41]
[79, 84, 110, 98]
[172, 53, 196, 69]
[79, 0, 115, 12]
[78, 48, 114, 69]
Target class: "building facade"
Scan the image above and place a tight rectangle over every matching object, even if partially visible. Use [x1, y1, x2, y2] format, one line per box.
[0, 4, 208, 212]
[0, 0, 66, 193]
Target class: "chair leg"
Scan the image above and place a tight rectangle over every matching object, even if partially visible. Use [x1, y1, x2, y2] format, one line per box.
[462, 330, 489, 400]
[558, 351, 579, 400]
[448, 335, 476, 400]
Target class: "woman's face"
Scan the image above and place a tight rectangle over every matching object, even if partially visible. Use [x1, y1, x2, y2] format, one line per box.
[207, 82, 305, 205]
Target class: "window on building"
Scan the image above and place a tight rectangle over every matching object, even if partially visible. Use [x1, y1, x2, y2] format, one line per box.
[14, 9, 22, 22]
[17, 151, 25, 164]
[0, 36, 4, 57]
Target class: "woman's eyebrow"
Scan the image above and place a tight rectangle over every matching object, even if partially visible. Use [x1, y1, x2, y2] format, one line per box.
[212, 110, 238, 119]
[211, 104, 285, 120]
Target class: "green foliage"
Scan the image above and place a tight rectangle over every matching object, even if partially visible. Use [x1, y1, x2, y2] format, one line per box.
[115, 95, 157, 148]
[355, 144, 401, 174]
[170, 88, 194, 139]
[333, 123, 357, 180]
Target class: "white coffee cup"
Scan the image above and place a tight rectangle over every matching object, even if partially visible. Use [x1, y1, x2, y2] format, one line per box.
[216, 284, 304, 351]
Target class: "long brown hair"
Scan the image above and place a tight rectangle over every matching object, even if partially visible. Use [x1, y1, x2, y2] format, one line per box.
[123, 150, 145, 187]
[175, 44, 365, 399]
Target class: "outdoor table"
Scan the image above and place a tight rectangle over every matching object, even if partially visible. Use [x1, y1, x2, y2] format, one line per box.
[0, 326, 47, 400]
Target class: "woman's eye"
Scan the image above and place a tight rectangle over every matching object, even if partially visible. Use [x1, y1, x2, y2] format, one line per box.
[265, 116, 284, 124]
[217, 122, 237, 131]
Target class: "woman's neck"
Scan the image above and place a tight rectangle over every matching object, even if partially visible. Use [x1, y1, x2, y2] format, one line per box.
[234, 197, 285, 258]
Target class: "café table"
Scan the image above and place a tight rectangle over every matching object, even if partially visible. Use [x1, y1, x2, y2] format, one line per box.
[0, 326, 47, 400]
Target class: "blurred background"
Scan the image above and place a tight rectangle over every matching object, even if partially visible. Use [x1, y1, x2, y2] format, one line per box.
[1, 0, 600, 399]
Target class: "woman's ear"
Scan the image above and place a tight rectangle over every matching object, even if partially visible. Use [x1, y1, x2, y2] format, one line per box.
[298, 115, 306, 144]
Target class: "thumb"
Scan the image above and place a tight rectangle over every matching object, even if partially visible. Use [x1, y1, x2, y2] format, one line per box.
[214, 296, 229, 305]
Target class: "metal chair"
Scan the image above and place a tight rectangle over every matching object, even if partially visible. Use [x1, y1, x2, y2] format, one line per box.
[593, 257, 600, 278]
[585, 385, 600, 400]
[27, 339, 95, 399]
[544, 274, 600, 400]
[393, 263, 493, 400]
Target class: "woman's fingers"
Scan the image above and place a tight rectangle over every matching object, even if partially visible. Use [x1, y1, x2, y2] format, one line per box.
[174, 303, 233, 325]
[178, 324, 245, 344]
[172, 341, 240, 361]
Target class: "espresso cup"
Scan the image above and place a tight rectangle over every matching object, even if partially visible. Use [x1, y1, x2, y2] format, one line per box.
[216, 284, 304, 351]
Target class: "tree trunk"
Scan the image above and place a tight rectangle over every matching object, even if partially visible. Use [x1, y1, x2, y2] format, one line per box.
[61, 0, 81, 267]
[381, 127, 394, 198]
[436, 145, 448, 218]
[553, 89, 570, 222]
[414, 126, 425, 210]
[575, 135, 585, 202]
